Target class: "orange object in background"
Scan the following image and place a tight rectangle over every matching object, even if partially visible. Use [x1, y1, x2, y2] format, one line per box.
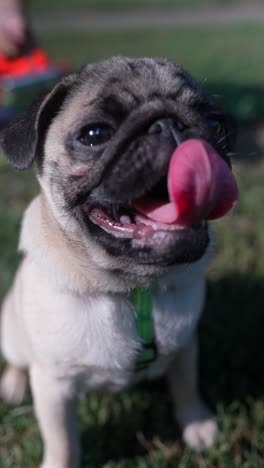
[0, 48, 50, 78]
[0, 47, 67, 126]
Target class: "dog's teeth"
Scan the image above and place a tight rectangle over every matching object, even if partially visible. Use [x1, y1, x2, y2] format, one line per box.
[120, 215, 131, 224]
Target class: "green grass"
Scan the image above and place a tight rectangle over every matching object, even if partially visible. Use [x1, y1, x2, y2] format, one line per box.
[31, 0, 242, 14]
[40, 24, 264, 122]
[1, 23, 264, 468]
[41, 25, 264, 85]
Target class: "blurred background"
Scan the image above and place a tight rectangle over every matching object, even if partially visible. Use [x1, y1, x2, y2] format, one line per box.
[1, 1, 264, 466]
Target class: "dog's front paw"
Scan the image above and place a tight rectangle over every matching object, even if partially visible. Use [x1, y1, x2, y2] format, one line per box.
[40, 464, 59, 468]
[40, 463, 59, 468]
[40, 461, 68, 468]
[183, 417, 218, 451]
[0, 364, 28, 404]
[177, 400, 218, 451]
[40, 460, 79, 468]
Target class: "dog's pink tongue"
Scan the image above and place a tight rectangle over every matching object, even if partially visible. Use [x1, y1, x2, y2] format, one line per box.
[134, 139, 238, 226]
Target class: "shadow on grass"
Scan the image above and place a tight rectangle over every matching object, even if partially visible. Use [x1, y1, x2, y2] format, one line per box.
[205, 82, 264, 163]
[80, 382, 176, 466]
[78, 273, 264, 466]
[205, 82, 264, 124]
[200, 274, 264, 405]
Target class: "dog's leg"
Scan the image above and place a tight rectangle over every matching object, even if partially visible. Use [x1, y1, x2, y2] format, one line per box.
[167, 334, 218, 451]
[30, 364, 80, 468]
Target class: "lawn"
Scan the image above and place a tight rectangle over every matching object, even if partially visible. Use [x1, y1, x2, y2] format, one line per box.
[31, 0, 244, 14]
[1, 24, 264, 467]
[40, 24, 264, 122]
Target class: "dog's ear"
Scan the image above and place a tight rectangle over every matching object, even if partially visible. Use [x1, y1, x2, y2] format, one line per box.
[0, 73, 77, 170]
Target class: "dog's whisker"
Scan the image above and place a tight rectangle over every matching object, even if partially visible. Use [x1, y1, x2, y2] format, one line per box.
[216, 131, 233, 147]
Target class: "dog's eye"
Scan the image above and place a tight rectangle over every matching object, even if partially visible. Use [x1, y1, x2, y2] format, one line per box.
[207, 116, 224, 135]
[79, 124, 113, 147]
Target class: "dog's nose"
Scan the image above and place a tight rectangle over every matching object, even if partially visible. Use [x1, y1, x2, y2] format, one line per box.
[148, 118, 184, 145]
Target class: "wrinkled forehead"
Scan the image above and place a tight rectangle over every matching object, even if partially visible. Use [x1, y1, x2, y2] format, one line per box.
[58, 57, 208, 129]
[69, 58, 206, 105]
[77, 57, 194, 95]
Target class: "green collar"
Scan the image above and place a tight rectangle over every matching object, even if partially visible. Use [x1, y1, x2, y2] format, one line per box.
[131, 288, 157, 369]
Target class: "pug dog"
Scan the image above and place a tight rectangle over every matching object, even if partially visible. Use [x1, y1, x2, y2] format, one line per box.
[0, 56, 237, 468]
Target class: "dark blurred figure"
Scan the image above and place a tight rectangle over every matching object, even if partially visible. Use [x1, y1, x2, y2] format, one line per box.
[0, 0, 28, 56]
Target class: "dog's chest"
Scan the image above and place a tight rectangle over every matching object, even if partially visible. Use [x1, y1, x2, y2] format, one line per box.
[30, 283, 203, 390]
